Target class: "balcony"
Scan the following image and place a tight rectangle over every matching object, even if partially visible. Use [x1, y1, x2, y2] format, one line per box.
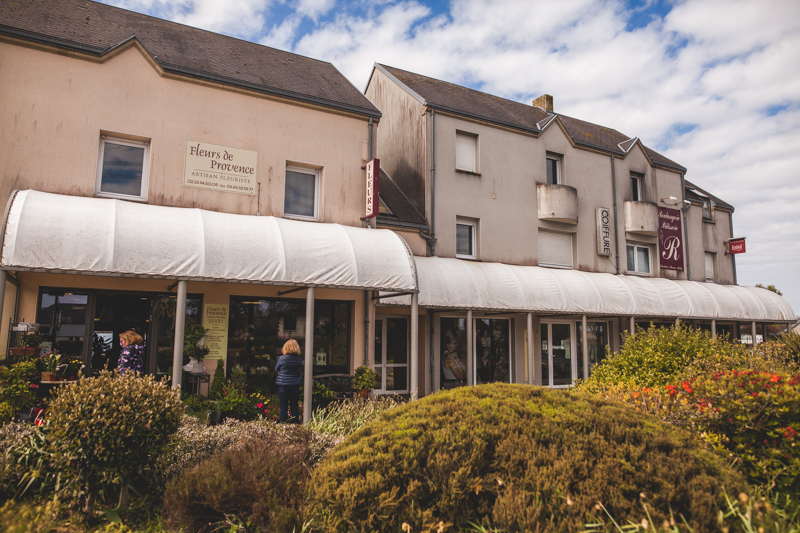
[624, 201, 659, 235]
[537, 184, 578, 224]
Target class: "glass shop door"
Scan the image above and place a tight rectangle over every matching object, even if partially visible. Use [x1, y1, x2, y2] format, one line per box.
[373, 317, 409, 394]
[540, 321, 576, 387]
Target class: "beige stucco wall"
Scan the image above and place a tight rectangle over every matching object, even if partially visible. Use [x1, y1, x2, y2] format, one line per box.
[366, 69, 427, 213]
[685, 204, 736, 285]
[0, 42, 372, 226]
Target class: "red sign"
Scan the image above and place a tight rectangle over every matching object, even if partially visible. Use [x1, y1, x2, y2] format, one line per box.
[657, 207, 684, 271]
[364, 158, 380, 219]
[727, 239, 746, 255]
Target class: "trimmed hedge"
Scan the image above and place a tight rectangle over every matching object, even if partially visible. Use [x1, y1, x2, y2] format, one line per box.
[305, 384, 746, 533]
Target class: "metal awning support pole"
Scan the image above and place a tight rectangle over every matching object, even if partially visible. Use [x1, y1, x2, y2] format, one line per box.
[171, 280, 187, 390]
[303, 287, 315, 424]
[0, 270, 6, 346]
[582, 314, 589, 381]
[526, 312, 534, 385]
[629, 316, 635, 337]
[675, 317, 680, 327]
[410, 293, 419, 399]
[466, 310, 473, 386]
[711, 320, 717, 339]
[751, 321, 757, 354]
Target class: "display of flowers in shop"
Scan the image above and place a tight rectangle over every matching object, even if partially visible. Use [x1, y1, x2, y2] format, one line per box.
[40, 351, 66, 381]
[64, 357, 85, 380]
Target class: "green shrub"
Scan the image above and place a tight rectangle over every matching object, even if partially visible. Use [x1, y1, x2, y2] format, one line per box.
[218, 385, 258, 421]
[163, 435, 312, 532]
[353, 365, 377, 390]
[182, 393, 216, 414]
[0, 421, 36, 499]
[586, 324, 798, 389]
[0, 360, 39, 412]
[777, 331, 800, 362]
[663, 370, 800, 494]
[209, 359, 225, 400]
[308, 396, 402, 437]
[0, 401, 14, 424]
[305, 384, 745, 533]
[158, 416, 340, 484]
[46, 370, 183, 514]
[0, 497, 60, 533]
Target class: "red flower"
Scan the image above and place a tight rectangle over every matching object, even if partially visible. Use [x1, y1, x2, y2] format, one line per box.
[681, 381, 693, 394]
[770, 374, 780, 383]
[29, 383, 39, 389]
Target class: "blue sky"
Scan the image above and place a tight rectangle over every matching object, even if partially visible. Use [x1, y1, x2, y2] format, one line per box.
[107, 0, 800, 313]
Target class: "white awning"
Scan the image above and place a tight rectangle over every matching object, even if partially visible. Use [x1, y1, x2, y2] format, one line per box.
[1, 190, 418, 292]
[382, 257, 795, 322]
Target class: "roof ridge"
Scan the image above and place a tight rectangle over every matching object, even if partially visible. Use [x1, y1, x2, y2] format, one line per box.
[76, 0, 334, 67]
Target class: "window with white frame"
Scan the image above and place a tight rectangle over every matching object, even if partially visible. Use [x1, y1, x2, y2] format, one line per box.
[284, 165, 320, 220]
[705, 252, 716, 282]
[630, 172, 644, 201]
[538, 230, 573, 268]
[455, 131, 477, 172]
[546, 154, 562, 185]
[456, 217, 477, 259]
[626, 244, 651, 275]
[95, 136, 149, 200]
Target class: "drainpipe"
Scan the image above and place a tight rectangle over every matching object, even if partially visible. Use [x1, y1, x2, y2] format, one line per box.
[729, 212, 738, 285]
[610, 155, 620, 274]
[364, 117, 374, 367]
[0, 270, 6, 347]
[420, 107, 437, 256]
[680, 173, 691, 280]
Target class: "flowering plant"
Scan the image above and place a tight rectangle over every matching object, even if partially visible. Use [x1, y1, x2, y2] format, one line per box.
[64, 357, 85, 378]
[41, 351, 66, 375]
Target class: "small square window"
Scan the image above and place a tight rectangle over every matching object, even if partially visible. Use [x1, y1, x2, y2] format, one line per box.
[630, 172, 644, 201]
[284, 166, 320, 220]
[456, 217, 477, 259]
[95, 136, 149, 200]
[546, 155, 561, 185]
[626, 244, 651, 275]
[456, 132, 477, 172]
[703, 200, 714, 221]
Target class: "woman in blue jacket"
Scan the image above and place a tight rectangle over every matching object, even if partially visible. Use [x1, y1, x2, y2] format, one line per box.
[275, 339, 303, 423]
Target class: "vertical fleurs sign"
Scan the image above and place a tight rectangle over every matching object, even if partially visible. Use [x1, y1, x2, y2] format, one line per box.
[658, 207, 684, 271]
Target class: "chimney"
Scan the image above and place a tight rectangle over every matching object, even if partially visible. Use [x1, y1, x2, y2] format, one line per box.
[533, 94, 553, 113]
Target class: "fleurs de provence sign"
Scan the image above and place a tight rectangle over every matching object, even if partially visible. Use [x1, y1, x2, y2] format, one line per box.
[184, 141, 258, 196]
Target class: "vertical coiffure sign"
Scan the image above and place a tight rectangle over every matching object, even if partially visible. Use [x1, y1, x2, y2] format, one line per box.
[595, 207, 612, 256]
[184, 141, 258, 195]
[658, 207, 684, 271]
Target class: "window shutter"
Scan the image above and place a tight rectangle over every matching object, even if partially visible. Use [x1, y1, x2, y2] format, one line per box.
[705, 253, 714, 281]
[539, 231, 573, 268]
[456, 133, 476, 172]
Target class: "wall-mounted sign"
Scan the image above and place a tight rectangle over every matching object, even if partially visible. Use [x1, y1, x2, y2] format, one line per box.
[657, 207, 684, 271]
[726, 238, 746, 255]
[184, 141, 258, 196]
[203, 303, 229, 361]
[363, 158, 380, 219]
[596, 207, 612, 256]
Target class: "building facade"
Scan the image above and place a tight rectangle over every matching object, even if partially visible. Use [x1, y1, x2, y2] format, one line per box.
[366, 64, 795, 395]
[0, 0, 420, 407]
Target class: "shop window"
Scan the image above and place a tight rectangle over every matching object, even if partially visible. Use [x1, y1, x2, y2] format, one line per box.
[440, 317, 468, 389]
[456, 217, 478, 259]
[705, 252, 717, 282]
[37, 289, 89, 359]
[538, 230, 573, 269]
[226, 296, 350, 384]
[576, 321, 608, 380]
[374, 317, 409, 393]
[476, 318, 511, 384]
[455, 131, 478, 173]
[284, 166, 320, 220]
[95, 136, 149, 201]
[630, 172, 644, 201]
[626, 243, 651, 275]
[546, 153, 562, 185]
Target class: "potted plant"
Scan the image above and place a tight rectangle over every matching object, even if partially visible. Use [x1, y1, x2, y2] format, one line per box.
[181, 324, 210, 373]
[353, 365, 378, 399]
[41, 351, 64, 381]
[64, 357, 85, 380]
[11, 332, 44, 359]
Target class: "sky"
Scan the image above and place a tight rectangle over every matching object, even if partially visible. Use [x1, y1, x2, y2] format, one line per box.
[105, 0, 800, 314]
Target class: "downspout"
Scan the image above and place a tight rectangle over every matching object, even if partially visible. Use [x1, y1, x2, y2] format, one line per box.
[610, 155, 620, 274]
[364, 117, 374, 367]
[419, 107, 437, 255]
[680, 173, 691, 280]
[729, 212, 738, 285]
